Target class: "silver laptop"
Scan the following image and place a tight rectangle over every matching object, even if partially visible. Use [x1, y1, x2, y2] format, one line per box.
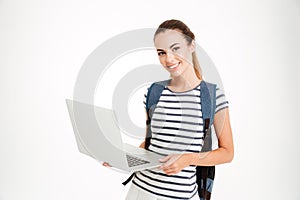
[65, 99, 164, 173]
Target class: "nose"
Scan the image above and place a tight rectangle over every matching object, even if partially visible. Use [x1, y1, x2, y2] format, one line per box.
[165, 51, 175, 63]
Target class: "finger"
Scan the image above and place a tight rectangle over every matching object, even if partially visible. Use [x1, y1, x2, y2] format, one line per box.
[159, 155, 171, 163]
[102, 162, 112, 167]
[161, 156, 177, 168]
[160, 163, 175, 171]
[165, 167, 181, 175]
[164, 168, 175, 175]
[159, 162, 171, 170]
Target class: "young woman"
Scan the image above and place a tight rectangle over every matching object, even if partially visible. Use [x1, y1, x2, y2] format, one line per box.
[104, 19, 234, 200]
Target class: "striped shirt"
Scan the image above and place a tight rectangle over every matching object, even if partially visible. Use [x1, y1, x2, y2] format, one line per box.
[132, 82, 229, 200]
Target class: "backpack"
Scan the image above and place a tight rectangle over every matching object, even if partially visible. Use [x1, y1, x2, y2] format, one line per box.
[123, 79, 217, 200]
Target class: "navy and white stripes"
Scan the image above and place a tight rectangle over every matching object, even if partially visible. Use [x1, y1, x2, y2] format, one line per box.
[133, 83, 228, 200]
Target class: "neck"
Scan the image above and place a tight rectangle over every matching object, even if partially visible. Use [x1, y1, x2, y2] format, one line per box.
[169, 67, 201, 92]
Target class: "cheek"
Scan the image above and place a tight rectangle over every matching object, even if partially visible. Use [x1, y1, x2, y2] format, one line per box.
[176, 52, 192, 63]
[174, 49, 189, 60]
[175, 53, 188, 62]
[158, 57, 166, 65]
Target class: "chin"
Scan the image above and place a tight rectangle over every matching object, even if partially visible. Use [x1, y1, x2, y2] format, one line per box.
[170, 71, 181, 78]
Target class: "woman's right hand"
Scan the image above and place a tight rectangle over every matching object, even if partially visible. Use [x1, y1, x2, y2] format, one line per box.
[102, 162, 112, 167]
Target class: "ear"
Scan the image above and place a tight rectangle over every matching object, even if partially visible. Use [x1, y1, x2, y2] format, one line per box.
[190, 40, 196, 53]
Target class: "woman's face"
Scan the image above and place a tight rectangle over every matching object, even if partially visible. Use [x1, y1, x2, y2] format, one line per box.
[154, 29, 195, 77]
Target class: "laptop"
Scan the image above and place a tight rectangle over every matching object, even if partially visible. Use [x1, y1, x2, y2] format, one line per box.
[65, 99, 164, 173]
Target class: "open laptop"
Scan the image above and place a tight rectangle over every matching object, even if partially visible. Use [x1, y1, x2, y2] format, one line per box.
[65, 99, 164, 173]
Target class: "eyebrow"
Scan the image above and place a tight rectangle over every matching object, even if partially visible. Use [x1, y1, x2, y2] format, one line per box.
[156, 43, 180, 52]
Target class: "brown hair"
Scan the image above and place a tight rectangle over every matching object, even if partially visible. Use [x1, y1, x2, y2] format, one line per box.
[154, 19, 203, 80]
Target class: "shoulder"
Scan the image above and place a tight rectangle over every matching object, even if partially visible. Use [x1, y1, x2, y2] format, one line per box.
[200, 81, 227, 95]
[146, 79, 170, 95]
[144, 79, 170, 109]
[200, 80, 217, 90]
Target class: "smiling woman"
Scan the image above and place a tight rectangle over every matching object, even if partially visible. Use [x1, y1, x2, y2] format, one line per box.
[104, 19, 234, 200]
[154, 21, 202, 83]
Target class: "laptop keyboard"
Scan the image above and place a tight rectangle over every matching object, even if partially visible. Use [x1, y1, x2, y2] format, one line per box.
[126, 154, 150, 167]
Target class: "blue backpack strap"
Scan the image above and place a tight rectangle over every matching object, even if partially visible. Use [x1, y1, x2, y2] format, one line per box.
[200, 81, 216, 152]
[200, 81, 216, 127]
[198, 80, 217, 200]
[146, 80, 170, 111]
[145, 79, 170, 149]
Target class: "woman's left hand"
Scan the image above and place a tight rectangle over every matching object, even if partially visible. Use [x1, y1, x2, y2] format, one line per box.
[158, 154, 190, 175]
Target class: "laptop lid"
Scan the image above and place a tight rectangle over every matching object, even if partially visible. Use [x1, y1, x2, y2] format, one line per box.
[65, 99, 129, 168]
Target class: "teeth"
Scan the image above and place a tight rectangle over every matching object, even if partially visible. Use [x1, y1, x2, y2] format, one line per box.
[168, 63, 179, 69]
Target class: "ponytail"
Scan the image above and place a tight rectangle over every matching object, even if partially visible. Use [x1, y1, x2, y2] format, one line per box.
[192, 52, 202, 80]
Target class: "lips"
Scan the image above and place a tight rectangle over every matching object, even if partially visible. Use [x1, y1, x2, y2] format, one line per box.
[167, 62, 180, 70]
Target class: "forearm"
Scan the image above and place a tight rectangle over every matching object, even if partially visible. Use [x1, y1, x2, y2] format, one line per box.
[185, 147, 234, 166]
[186, 108, 234, 166]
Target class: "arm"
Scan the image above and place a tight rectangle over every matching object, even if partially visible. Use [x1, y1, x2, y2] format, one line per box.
[159, 108, 234, 174]
[188, 107, 234, 165]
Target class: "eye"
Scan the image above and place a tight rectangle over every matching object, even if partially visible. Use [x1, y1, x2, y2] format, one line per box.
[157, 51, 165, 56]
[172, 46, 180, 52]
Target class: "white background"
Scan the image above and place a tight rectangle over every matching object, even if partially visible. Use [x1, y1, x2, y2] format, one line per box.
[1, 0, 300, 199]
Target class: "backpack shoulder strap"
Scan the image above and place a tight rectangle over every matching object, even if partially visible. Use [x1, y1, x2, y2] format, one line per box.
[146, 79, 170, 111]
[145, 79, 170, 149]
[197, 81, 217, 199]
[200, 80, 216, 126]
[200, 81, 216, 152]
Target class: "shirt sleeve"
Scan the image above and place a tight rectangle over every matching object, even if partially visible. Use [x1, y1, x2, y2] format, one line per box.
[215, 86, 229, 114]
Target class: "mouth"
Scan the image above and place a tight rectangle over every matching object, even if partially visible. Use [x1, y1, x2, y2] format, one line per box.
[167, 62, 180, 70]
